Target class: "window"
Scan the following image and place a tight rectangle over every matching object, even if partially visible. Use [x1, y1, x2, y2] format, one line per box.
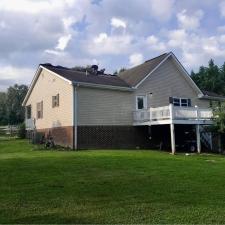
[136, 95, 147, 110]
[52, 94, 59, 108]
[37, 101, 43, 119]
[26, 105, 31, 119]
[170, 97, 191, 107]
[181, 98, 188, 107]
[173, 98, 180, 106]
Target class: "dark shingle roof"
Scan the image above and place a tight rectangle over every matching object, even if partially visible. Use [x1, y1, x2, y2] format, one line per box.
[202, 90, 225, 99]
[41, 64, 131, 88]
[118, 53, 170, 87]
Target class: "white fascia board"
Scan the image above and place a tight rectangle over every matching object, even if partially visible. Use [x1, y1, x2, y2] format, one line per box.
[72, 81, 134, 92]
[22, 66, 42, 106]
[134, 53, 172, 88]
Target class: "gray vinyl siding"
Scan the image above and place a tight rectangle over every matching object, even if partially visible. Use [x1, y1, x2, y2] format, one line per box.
[77, 87, 133, 125]
[134, 57, 210, 109]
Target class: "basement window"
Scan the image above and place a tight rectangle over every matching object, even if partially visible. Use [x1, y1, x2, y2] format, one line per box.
[52, 94, 59, 108]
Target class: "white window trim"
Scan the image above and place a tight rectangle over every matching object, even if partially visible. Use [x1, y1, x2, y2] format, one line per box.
[136, 95, 147, 110]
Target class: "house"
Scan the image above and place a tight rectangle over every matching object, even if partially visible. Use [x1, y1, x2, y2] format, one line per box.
[22, 52, 225, 153]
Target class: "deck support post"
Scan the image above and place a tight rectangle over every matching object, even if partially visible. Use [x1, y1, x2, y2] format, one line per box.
[170, 123, 176, 154]
[169, 103, 175, 154]
[196, 124, 201, 154]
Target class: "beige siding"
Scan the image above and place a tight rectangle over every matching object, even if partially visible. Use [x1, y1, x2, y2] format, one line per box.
[77, 87, 133, 125]
[26, 69, 73, 129]
[134, 57, 210, 109]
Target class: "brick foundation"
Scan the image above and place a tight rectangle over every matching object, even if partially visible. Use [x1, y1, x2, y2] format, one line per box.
[37, 126, 74, 148]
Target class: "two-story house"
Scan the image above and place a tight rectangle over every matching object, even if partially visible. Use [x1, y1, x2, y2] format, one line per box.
[22, 52, 225, 153]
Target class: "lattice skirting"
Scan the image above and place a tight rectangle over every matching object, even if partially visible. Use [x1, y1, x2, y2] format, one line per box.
[77, 125, 152, 149]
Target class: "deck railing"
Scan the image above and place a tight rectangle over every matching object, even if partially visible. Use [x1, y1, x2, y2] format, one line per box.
[133, 105, 213, 123]
[25, 118, 35, 130]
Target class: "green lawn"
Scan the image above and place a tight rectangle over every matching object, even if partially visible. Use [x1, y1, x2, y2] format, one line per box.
[1, 140, 225, 224]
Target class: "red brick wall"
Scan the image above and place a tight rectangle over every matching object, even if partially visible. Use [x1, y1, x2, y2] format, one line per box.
[37, 126, 74, 148]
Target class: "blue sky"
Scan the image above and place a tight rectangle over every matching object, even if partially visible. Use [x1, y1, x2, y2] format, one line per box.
[1, 0, 225, 90]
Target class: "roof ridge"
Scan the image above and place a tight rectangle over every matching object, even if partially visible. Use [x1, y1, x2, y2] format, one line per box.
[144, 52, 169, 63]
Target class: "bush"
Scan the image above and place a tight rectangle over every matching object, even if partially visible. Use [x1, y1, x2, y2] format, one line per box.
[18, 123, 26, 139]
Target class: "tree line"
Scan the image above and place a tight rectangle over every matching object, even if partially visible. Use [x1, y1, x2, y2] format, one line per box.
[0, 84, 28, 125]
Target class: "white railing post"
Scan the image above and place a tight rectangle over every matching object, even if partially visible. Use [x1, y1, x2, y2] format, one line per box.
[195, 105, 199, 120]
[149, 108, 151, 122]
[169, 103, 174, 122]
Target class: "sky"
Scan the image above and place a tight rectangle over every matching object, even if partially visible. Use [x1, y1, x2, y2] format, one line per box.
[1, 0, 225, 91]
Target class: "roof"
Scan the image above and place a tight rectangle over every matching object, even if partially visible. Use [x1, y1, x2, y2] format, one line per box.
[202, 90, 225, 100]
[118, 53, 170, 87]
[41, 64, 131, 88]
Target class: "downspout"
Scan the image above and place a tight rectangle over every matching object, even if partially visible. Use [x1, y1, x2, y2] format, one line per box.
[73, 85, 78, 150]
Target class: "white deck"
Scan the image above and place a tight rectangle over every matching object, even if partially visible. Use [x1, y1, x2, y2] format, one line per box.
[133, 104, 213, 126]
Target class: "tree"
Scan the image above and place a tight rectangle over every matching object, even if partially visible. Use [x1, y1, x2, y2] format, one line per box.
[6, 84, 28, 125]
[0, 92, 7, 125]
[212, 102, 225, 133]
[191, 59, 225, 95]
[211, 102, 225, 151]
[113, 68, 127, 75]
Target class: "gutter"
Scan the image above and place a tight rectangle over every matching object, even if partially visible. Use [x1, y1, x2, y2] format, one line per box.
[72, 81, 133, 92]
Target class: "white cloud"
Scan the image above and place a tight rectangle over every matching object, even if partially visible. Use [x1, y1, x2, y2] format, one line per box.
[0, 65, 34, 82]
[177, 9, 204, 30]
[94, 33, 108, 44]
[111, 17, 127, 29]
[0, 0, 52, 14]
[146, 35, 166, 51]
[220, 1, 225, 17]
[129, 53, 143, 67]
[146, 35, 158, 45]
[89, 33, 133, 55]
[63, 17, 76, 31]
[55, 34, 72, 50]
[150, 0, 175, 21]
[44, 49, 62, 56]
[168, 29, 187, 47]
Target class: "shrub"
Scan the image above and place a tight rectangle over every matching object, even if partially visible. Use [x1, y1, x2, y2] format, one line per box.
[18, 123, 26, 139]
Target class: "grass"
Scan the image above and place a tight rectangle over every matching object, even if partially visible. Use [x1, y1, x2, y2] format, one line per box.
[1, 140, 225, 224]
